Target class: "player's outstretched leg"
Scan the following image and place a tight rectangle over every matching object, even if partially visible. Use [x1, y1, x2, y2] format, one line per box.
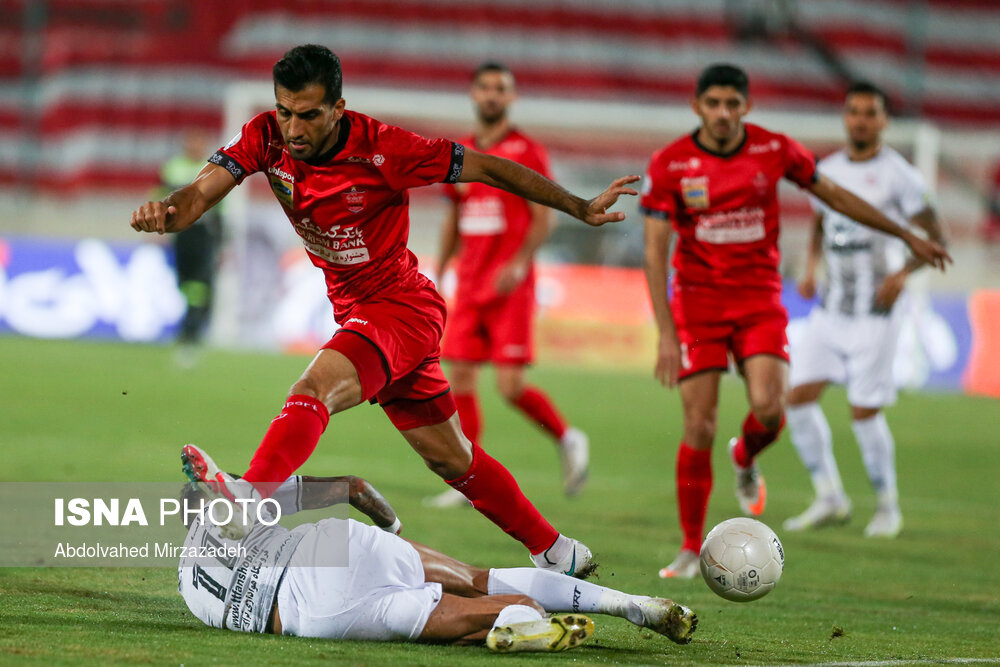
[487, 567, 698, 644]
[180, 444, 260, 539]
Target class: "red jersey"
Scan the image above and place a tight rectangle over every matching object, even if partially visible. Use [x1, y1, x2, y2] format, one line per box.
[443, 129, 551, 305]
[212, 110, 465, 319]
[639, 123, 817, 294]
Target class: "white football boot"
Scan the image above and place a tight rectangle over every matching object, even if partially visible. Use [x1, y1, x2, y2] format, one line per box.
[658, 549, 700, 579]
[864, 505, 903, 538]
[487, 614, 594, 653]
[783, 495, 852, 532]
[530, 535, 597, 579]
[181, 444, 260, 540]
[729, 437, 767, 516]
[559, 427, 590, 497]
[629, 597, 698, 644]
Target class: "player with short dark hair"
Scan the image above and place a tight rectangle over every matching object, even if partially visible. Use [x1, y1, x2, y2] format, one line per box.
[425, 62, 588, 510]
[177, 450, 698, 652]
[783, 81, 946, 538]
[640, 64, 950, 578]
[131, 44, 639, 577]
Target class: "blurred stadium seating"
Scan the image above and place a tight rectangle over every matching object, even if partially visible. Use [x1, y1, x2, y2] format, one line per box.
[1, 0, 999, 200]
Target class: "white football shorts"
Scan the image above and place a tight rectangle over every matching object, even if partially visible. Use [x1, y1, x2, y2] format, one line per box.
[276, 518, 442, 641]
[789, 305, 903, 408]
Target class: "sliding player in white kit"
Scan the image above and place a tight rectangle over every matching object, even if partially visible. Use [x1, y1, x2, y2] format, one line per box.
[177, 447, 697, 653]
[784, 82, 947, 538]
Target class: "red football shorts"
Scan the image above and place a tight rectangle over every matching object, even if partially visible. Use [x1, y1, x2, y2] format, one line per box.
[671, 285, 789, 381]
[441, 285, 535, 365]
[322, 285, 456, 430]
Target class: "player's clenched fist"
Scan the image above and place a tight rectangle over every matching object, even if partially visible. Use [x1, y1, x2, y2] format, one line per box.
[130, 201, 178, 235]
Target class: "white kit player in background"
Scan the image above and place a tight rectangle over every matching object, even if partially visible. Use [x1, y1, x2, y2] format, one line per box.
[177, 446, 697, 652]
[784, 82, 947, 538]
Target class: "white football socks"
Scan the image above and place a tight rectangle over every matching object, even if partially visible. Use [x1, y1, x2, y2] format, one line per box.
[493, 604, 543, 628]
[852, 412, 898, 508]
[787, 402, 845, 501]
[488, 568, 642, 624]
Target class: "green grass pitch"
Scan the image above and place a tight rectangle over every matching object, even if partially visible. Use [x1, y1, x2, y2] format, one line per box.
[1, 337, 998, 665]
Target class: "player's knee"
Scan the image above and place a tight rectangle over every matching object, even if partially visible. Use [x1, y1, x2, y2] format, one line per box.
[497, 379, 524, 404]
[751, 399, 785, 429]
[289, 376, 360, 414]
[421, 450, 471, 480]
[684, 415, 717, 449]
[448, 363, 478, 394]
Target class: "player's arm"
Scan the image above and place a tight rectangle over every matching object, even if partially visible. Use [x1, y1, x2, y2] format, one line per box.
[299, 475, 401, 534]
[436, 201, 461, 285]
[459, 149, 638, 226]
[130, 163, 237, 235]
[495, 203, 554, 294]
[643, 215, 681, 388]
[798, 211, 825, 300]
[874, 205, 948, 310]
[808, 175, 951, 270]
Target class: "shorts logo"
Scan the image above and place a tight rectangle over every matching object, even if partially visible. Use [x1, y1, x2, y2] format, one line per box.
[343, 187, 366, 213]
[372, 154, 385, 166]
[681, 176, 709, 210]
[269, 175, 294, 208]
[680, 343, 691, 370]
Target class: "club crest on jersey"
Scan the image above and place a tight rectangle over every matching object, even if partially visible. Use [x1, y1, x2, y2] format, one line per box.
[343, 186, 366, 213]
[681, 176, 710, 210]
[268, 175, 294, 208]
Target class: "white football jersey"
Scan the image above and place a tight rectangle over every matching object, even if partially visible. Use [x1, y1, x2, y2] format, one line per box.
[177, 477, 306, 633]
[809, 147, 930, 315]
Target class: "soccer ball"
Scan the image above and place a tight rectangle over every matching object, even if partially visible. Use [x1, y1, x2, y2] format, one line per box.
[699, 518, 784, 602]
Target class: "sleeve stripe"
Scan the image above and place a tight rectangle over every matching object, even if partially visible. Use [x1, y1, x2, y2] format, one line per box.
[639, 205, 671, 221]
[444, 142, 465, 184]
[208, 150, 248, 182]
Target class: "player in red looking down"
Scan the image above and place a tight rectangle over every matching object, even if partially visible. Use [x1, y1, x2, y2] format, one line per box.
[426, 62, 588, 510]
[640, 64, 950, 579]
[130, 44, 639, 577]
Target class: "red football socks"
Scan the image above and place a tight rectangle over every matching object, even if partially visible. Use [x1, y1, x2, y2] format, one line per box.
[676, 442, 713, 553]
[732, 412, 786, 467]
[513, 386, 568, 440]
[242, 394, 330, 498]
[447, 443, 559, 554]
[453, 392, 483, 445]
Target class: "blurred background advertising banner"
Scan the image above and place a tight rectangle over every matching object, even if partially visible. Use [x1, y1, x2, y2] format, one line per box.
[0, 236, 184, 342]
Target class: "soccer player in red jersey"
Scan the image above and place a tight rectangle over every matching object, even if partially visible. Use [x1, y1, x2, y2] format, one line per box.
[130, 45, 639, 576]
[640, 64, 950, 578]
[426, 63, 588, 509]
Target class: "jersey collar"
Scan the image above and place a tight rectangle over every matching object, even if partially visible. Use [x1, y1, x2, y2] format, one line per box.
[691, 126, 748, 159]
[304, 113, 353, 166]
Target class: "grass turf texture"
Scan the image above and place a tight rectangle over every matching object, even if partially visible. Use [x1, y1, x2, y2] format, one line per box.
[1, 337, 998, 666]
